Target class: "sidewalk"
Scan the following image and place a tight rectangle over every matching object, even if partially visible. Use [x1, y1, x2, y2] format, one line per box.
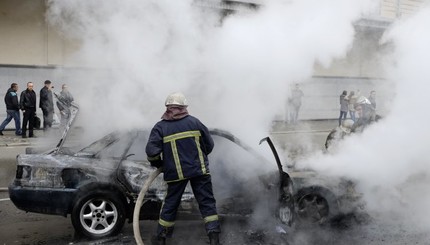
[0, 129, 42, 147]
[0, 119, 339, 147]
[271, 119, 337, 133]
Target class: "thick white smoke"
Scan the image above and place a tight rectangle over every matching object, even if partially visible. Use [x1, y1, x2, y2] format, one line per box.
[299, 4, 430, 233]
[50, 0, 430, 239]
[46, 0, 375, 146]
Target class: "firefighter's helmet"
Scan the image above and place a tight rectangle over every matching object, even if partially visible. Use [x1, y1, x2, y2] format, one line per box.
[165, 92, 188, 106]
[340, 119, 354, 133]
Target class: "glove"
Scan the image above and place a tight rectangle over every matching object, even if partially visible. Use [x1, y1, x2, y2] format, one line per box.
[149, 160, 163, 168]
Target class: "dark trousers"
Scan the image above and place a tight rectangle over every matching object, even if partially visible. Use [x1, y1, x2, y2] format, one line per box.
[42, 109, 53, 129]
[157, 174, 220, 237]
[22, 108, 36, 136]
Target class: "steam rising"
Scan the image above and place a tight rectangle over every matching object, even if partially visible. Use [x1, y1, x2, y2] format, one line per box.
[46, 0, 374, 142]
[298, 3, 430, 236]
[43, 0, 430, 242]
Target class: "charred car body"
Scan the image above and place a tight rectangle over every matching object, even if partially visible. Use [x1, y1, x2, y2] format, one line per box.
[8, 106, 364, 239]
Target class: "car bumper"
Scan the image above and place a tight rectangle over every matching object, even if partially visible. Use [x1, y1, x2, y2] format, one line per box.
[8, 184, 77, 216]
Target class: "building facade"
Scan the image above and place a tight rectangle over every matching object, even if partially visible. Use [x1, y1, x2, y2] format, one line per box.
[0, 0, 427, 122]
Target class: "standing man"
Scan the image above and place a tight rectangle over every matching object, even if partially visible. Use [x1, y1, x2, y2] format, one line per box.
[339, 90, 349, 126]
[0, 83, 22, 136]
[347, 90, 357, 122]
[39, 80, 54, 130]
[288, 83, 304, 124]
[56, 84, 74, 128]
[20, 82, 37, 138]
[146, 92, 221, 245]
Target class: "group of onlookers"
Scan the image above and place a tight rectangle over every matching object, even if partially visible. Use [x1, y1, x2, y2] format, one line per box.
[339, 89, 377, 129]
[0, 81, 73, 138]
[325, 90, 378, 150]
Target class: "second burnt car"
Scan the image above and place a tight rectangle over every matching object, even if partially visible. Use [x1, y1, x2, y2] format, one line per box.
[8, 119, 364, 240]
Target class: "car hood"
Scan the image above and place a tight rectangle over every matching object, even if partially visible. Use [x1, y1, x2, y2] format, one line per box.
[50, 94, 79, 153]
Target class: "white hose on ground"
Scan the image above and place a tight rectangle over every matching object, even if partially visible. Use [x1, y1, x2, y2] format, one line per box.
[133, 168, 162, 245]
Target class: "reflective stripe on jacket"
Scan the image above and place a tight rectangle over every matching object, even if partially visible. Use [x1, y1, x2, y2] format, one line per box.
[146, 115, 214, 182]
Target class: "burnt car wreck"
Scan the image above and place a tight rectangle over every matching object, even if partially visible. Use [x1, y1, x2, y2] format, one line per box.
[8, 106, 365, 240]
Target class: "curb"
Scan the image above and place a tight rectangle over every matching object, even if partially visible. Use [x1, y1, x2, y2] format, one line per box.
[0, 135, 31, 147]
[0, 187, 8, 192]
[271, 129, 331, 134]
[5, 142, 31, 147]
[0, 142, 31, 147]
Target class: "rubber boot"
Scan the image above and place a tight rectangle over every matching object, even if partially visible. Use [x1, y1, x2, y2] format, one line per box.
[208, 232, 220, 245]
[151, 235, 166, 245]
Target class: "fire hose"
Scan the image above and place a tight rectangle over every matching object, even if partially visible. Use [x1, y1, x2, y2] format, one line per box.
[133, 167, 162, 245]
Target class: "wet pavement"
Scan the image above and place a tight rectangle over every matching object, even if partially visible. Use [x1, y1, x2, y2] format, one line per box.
[2, 119, 430, 245]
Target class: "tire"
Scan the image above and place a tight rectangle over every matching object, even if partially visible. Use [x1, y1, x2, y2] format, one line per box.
[295, 187, 339, 225]
[71, 189, 127, 239]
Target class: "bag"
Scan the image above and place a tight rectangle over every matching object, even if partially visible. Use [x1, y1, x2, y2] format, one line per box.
[33, 115, 41, 129]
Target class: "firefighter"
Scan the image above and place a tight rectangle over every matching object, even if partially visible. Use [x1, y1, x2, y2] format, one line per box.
[145, 92, 220, 245]
[325, 119, 354, 150]
[351, 96, 374, 133]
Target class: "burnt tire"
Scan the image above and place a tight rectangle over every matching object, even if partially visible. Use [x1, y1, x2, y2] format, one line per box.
[71, 189, 127, 239]
[295, 187, 339, 225]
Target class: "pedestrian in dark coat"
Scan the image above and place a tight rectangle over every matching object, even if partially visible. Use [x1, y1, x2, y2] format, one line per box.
[146, 92, 220, 245]
[20, 82, 37, 138]
[39, 80, 54, 130]
[0, 83, 22, 136]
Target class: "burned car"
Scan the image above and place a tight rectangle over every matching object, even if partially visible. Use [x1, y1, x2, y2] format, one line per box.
[8, 127, 296, 239]
[8, 123, 363, 240]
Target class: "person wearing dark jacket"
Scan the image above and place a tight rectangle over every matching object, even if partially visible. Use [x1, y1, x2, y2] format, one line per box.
[0, 83, 22, 136]
[20, 82, 37, 138]
[146, 92, 220, 245]
[39, 80, 54, 130]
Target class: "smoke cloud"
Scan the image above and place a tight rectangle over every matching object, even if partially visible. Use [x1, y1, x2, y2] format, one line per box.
[43, 0, 430, 242]
[45, 0, 374, 144]
[298, 3, 430, 235]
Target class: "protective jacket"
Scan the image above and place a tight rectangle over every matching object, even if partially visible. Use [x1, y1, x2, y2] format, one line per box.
[146, 115, 214, 182]
[4, 88, 20, 111]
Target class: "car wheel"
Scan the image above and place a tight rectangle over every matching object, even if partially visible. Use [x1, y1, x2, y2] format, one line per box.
[71, 190, 126, 239]
[296, 187, 338, 225]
